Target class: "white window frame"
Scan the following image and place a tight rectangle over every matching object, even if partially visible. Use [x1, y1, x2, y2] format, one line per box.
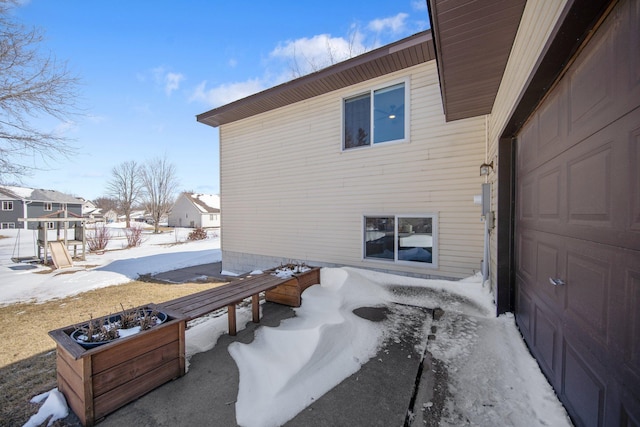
[342, 78, 410, 151]
[1, 222, 15, 229]
[362, 213, 438, 268]
[44, 202, 53, 211]
[46, 221, 55, 229]
[2, 201, 13, 211]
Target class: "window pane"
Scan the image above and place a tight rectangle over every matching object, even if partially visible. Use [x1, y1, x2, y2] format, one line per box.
[397, 217, 433, 263]
[373, 83, 405, 144]
[364, 216, 394, 260]
[344, 93, 371, 149]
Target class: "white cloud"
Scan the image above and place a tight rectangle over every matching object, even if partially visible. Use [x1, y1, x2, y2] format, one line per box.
[411, 0, 428, 11]
[164, 72, 185, 96]
[53, 120, 77, 136]
[269, 33, 366, 77]
[150, 66, 185, 96]
[189, 79, 265, 107]
[368, 13, 409, 34]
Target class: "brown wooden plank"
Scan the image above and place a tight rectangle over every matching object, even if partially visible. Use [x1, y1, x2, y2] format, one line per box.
[56, 350, 84, 398]
[93, 341, 180, 396]
[82, 356, 94, 425]
[91, 321, 181, 374]
[57, 372, 88, 426]
[160, 282, 261, 312]
[93, 360, 182, 420]
[265, 291, 300, 307]
[49, 328, 86, 360]
[160, 275, 285, 310]
[159, 274, 288, 320]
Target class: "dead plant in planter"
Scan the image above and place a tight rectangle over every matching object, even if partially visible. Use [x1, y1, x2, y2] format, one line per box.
[75, 315, 120, 344]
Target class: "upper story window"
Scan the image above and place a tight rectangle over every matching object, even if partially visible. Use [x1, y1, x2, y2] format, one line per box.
[343, 81, 407, 150]
[44, 202, 53, 211]
[2, 201, 13, 211]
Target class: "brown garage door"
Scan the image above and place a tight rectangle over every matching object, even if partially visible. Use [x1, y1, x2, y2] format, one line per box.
[514, 1, 640, 426]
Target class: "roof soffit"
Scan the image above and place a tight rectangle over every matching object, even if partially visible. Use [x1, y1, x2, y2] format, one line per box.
[428, 0, 526, 122]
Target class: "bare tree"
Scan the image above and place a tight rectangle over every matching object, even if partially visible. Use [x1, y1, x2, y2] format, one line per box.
[106, 161, 142, 228]
[93, 196, 119, 213]
[140, 156, 179, 233]
[0, 1, 81, 182]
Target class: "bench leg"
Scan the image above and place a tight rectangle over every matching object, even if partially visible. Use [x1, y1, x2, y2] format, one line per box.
[228, 304, 236, 336]
[252, 294, 260, 323]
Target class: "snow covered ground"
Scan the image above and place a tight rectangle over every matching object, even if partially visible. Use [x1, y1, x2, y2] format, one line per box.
[0, 225, 221, 306]
[3, 226, 573, 427]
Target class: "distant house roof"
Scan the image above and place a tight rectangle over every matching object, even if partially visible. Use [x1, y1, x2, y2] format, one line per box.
[185, 193, 220, 214]
[197, 31, 436, 128]
[0, 186, 23, 200]
[0, 185, 83, 204]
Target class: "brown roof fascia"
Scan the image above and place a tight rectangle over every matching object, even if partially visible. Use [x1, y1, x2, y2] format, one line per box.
[196, 30, 434, 128]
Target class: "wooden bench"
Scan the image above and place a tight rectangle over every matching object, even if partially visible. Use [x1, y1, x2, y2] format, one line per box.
[158, 273, 292, 335]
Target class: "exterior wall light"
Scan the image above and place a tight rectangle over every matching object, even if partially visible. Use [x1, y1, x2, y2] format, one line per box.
[479, 161, 494, 176]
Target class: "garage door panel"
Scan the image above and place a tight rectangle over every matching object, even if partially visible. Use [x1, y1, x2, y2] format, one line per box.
[515, 281, 533, 339]
[536, 239, 566, 306]
[568, 27, 615, 139]
[565, 244, 612, 345]
[538, 167, 562, 220]
[621, 387, 640, 427]
[623, 267, 640, 382]
[619, 0, 640, 115]
[517, 116, 539, 174]
[562, 340, 606, 427]
[568, 4, 640, 146]
[534, 303, 559, 381]
[516, 230, 536, 282]
[518, 175, 536, 221]
[520, 108, 640, 251]
[631, 126, 640, 232]
[567, 143, 612, 224]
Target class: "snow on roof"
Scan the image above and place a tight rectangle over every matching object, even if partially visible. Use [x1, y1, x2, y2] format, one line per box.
[0, 185, 82, 204]
[186, 193, 220, 213]
[0, 185, 34, 199]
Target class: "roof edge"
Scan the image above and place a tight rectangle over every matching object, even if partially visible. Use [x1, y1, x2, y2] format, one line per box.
[197, 30, 434, 128]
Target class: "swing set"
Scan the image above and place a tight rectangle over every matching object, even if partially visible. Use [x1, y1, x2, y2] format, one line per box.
[12, 210, 89, 268]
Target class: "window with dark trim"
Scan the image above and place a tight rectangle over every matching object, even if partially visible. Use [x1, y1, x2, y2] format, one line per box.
[364, 214, 437, 266]
[343, 82, 407, 150]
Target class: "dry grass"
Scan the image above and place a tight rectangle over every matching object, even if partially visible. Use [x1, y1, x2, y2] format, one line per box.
[0, 279, 225, 426]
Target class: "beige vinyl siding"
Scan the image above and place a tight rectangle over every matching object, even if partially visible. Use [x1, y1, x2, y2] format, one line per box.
[220, 61, 486, 278]
[486, 0, 569, 290]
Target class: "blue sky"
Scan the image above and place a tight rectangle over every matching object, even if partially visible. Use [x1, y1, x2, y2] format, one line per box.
[13, 1, 430, 201]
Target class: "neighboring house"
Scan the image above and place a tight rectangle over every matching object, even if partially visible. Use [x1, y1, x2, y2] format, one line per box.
[103, 209, 118, 224]
[197, 0, 639, 424]
[80, 199, 102, 220]
[168, 193, 220, 228]
[121, 210, 147, 223]
[0, 185, 83, 230]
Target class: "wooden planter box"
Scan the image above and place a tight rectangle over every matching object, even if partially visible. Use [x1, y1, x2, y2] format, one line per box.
[48, 305, 186, 426]
[265, 267, 321, 307]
